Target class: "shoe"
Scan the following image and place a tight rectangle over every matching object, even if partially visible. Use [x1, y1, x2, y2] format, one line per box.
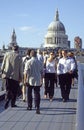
[27, 107, 32, 110]
[72, 84, 74, 87]
[23, 99, 26, 102]
[44, 95, 47, 99]
[62, 99, 67, 102]
[36, 109, 40, 114]
[49, 96, 53, 102]
[11, 105, 17, 107]
[4, 101, 9, 109]
[50, 98, 53, 102]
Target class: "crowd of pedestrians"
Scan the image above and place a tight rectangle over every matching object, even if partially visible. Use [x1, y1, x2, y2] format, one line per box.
[1, 46, 78, 114]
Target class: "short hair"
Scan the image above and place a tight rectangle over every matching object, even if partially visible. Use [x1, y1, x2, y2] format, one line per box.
[12, 45, 19, 51]
[68, 52, 74, 57]
[50, 51, 54, 55]
[26, 49, 31, 55]
[62, 49, 67, 53]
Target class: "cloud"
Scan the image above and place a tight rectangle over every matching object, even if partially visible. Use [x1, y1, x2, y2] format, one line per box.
[19, 26, 33, 31]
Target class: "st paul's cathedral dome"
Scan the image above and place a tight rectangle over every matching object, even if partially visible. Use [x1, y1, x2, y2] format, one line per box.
[44, 10, 70, 49]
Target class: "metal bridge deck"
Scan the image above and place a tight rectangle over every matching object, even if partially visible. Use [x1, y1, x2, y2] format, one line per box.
[0, 84, 77, 130]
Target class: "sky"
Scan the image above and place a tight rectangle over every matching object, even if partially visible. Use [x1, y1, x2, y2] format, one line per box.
[0, 0, 84, 49]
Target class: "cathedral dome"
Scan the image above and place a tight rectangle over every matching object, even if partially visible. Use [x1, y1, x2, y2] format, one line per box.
[48, 21, 65, 32]
[44, 10, 70, 49]
[48, 10, 65, 33]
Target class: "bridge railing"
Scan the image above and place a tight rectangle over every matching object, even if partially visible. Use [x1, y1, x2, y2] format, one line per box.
[76, 63, 84, 130]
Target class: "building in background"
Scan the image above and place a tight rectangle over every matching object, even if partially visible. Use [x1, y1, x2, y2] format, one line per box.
[8, 29, 18, 50]
[0, 10, 84, 60]
[44, 10, 70, 49]
[74, 36, 82, 50]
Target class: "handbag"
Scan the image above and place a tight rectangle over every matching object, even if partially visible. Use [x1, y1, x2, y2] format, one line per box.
[2, 73, 6, 79]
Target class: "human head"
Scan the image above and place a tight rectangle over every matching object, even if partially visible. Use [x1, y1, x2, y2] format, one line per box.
[30, 50, 37, 57]
[49, 51, 55, 59]
[62, 49, 67, 58]
[37, 49, 42, 55]
[68, 52, 74, 57]
[12, 45, 19, 51]
[26, 49, 31, 56]
[58, 49, 62, 57]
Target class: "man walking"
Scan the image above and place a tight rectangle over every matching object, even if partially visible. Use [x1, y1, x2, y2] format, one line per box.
[57, 49, 75, 102]
[1, 45, 23, 109]
[22, 49, 31, 102]
[24, 50, 43, 114]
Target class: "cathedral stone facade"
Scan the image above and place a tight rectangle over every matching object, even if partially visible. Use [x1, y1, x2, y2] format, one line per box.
[44, 10, 70, 49]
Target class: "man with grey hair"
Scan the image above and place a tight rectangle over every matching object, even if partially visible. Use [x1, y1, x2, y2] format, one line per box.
[24, 50, 43, 114]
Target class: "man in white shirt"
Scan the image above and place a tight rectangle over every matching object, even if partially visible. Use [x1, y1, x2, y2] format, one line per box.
[57, 49, 75, 102]
[24, 50, 43, 114]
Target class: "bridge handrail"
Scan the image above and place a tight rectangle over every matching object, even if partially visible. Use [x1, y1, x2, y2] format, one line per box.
[76, 63, 84, 130]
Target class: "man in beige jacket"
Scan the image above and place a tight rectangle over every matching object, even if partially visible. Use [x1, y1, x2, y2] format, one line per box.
[1, 45, 23, 109]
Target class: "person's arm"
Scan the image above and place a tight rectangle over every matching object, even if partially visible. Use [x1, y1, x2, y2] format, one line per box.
[23, 60, 30, 85]
[1, 53, 7, 73]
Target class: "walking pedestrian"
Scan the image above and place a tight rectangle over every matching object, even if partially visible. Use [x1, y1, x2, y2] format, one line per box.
[24, 50, 43, 114]
[22, 49, 31, 102]
[68, 52, 78, 86]
[1, 45, 23, 109]
[57, 49, 76, 102]
[44, 51, 57, 101]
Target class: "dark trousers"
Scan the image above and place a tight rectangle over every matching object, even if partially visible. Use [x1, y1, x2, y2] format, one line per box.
[27, 85, 40, 109]
[44, 73, 55, 98]
[5, 78, 19, 106]
[58, 73, 72, 100]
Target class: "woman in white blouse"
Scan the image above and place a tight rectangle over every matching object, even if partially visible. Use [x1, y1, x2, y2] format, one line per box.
[44, 52, 57, 101]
